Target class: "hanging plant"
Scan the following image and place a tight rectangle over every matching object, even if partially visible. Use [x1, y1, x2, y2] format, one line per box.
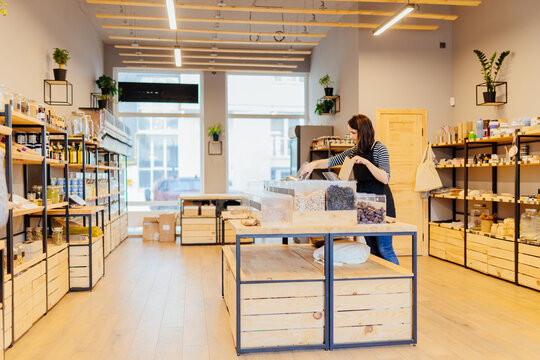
[0, 1, 7, 16]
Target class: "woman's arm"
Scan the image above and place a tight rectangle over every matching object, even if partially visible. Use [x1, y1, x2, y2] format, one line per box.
[351, 156, 389, 184]
[300, 158, 329, 177]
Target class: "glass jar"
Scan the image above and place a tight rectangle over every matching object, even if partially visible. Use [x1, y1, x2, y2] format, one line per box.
[52, 227, 63, 245]
[33, 227, 43, 242]
[469, 204, 488, 229]
[26, 227, 35, 242]
[520, 209, 537, 241]
[13, 93, 22, 112]
[20, 96, 29, 115]
[33, 185, 42, 200]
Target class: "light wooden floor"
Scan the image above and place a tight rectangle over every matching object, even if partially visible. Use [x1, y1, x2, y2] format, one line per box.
[6, 239, 540, 360]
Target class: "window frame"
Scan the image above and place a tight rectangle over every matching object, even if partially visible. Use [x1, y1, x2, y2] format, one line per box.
[225, 72, 309, 192]
[113, 67, 204, 206]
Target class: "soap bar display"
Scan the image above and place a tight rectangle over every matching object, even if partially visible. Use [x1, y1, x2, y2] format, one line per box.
[356, 193, 386, 224]
[326, 182, 356, 211]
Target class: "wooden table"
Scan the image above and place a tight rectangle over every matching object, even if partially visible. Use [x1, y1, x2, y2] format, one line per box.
[225, 220, 418, 355]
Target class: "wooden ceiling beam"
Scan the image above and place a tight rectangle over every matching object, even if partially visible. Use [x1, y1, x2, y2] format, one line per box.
[102, 24, 326, 38]
[96, 14, 439, 31]
[114, 45, 312, 55]
[119, 53, 305, 61]
[323, 0, 480, 5]
[126, 66, 294, 74]
[122, 60, 298, 68]
[86, 0, 457, 20]
[109, 35, 318, 46]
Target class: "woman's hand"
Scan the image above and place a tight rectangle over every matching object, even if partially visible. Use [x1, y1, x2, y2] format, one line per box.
[299, 162, 316, 177]
[351, 156, 369, 165]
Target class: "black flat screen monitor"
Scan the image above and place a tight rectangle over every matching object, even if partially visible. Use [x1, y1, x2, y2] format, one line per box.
[119, 82, 199, 103]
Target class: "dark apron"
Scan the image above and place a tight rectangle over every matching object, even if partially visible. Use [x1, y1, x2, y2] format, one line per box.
[353, 142, 396, 218]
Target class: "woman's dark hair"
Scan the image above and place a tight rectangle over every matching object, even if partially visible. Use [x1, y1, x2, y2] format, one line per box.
[348, 114, 375, 155]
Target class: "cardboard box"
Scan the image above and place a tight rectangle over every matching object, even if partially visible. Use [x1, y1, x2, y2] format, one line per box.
[158, 213, 177, 242]
[142, 217, 159, 241]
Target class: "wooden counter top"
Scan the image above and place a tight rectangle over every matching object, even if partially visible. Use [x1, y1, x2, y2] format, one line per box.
[223, 244, 412, 281]
[180, 193, 245, 201]
[228, 219, 417, 236]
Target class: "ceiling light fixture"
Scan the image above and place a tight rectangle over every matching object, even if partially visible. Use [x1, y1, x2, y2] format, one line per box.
[373, 3, 416, 36]
[217, 1, 226, 7]
[174, 46, 182, 66]
[165, 0, 177, 30]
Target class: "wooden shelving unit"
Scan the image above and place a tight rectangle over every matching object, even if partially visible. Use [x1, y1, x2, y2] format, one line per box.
[0, 103, 131, 348]
[429, 128, 540, 291]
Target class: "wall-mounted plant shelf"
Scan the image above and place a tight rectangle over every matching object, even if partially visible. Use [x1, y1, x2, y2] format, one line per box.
[476, 81, 507, 106]
[44, 80, 73, 106]
[317, 95, 340, 115]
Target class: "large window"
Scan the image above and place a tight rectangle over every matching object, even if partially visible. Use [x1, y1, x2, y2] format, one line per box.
[117, 70, 201, 205]
[227, 74, 306, 192]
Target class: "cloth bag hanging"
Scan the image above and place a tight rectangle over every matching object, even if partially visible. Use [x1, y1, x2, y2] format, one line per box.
[414, 143, 443, 192]
[0, 149, 8, 227]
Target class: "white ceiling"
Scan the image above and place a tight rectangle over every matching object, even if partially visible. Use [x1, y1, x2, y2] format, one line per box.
[74, 0, 468, 72]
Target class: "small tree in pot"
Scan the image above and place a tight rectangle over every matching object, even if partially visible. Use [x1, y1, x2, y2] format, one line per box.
[473, 49, 510, 103]
[319, 74, 335, 96]
[208, 123, 222, 141]
[52, 48, 70, 81]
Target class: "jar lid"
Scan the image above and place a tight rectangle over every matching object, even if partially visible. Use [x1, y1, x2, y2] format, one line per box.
[52, 227, 62, 232]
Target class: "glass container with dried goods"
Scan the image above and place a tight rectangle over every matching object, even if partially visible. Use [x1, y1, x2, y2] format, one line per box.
[520, 208, 538, 241]
[326, 181, 356, 211]
[292, 181, 328, 212]
[356, 193, 386, 224]
[26, 227, 35, 242]
[469, 203, 489, 229]
[33, 227, 43, 242]
[52, 227, 63, 245]
[16, 244, 26, 265]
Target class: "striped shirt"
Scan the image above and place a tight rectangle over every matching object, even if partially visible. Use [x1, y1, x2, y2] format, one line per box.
[328, 141, 391, 179]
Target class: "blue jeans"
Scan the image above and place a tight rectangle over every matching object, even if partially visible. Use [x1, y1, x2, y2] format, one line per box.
[365, 236, 399, 265]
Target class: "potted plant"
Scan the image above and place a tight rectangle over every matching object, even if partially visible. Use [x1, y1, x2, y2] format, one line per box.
[97, 94, 110, 109]
[208, 123, 222, 141]
[319, 74, 335, 96]
[473, 49, 510, 103]
[52, 48, 70, 81]
[95, 75, 118, 96]
[314, 99, 336, 115]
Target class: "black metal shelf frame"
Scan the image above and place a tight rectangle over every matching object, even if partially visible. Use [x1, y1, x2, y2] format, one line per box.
[429, 130, 540, 289]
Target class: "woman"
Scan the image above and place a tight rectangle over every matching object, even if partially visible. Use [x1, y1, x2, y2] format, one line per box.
[302, 114, 398, 265]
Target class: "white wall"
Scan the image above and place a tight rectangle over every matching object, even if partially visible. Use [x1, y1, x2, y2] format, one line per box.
[202, 71, 228, 193]
[309, 16, 454, 139]
[0, 0, 104, 115]
[452, 0, 540, 122]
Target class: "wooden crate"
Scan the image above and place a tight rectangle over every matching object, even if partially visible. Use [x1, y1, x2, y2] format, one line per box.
[13, 260, 46, 341]
[183, 205, 199, 217]
[291, 246, 413, 344]
[47, 248, 69, 309]
[69, 238, 104, 289]
[201, 205, 216, 217]
[4, 279, 12, 349]
[466, 231, 515, 281]
[223, 221, 253, 244]
[429, 224, 464, 265]
[223, 245, 325, 349]
[182, 217, 216, 244]
[518, 243, 540, 291]
[222, 244, 413, 349]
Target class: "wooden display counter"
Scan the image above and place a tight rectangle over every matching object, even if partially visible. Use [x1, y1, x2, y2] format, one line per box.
[223, 220, 417, 355]
[179, 193, 244, 245]
[429, 222, 465, 265]
[223, 245, 413, 350]
[518, 243, 540, 291]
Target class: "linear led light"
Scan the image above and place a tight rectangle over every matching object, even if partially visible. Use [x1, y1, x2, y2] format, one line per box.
[165, 0, 177, 30]
[174, 46, 182, 66]
[373, 4, 415, 36]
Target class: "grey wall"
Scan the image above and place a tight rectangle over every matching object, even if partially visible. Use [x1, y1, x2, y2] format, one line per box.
[452, 0, 540, 122]
[0, 0, 103, 115]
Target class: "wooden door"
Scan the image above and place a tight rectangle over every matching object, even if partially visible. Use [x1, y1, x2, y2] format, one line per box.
[376, 109, 427, 256]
